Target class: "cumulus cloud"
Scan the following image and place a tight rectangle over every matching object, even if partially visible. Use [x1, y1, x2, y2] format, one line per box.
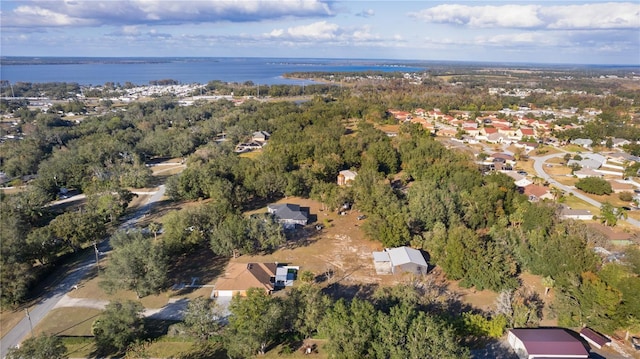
[263, 21, 390, 44]
[410, 2, 640, 30]
[356, 9, 375, 18]
[2, 0, 336, 27]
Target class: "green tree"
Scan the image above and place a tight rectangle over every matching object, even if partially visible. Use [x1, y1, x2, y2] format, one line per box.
[50, 211, 106, 251]
[225, 288, 283, 357]
[319, 298, 377, 359]
[286, 283, 331, 339]
[100, 230, 167, 298]
[181, 297, 223, 341]
[92, 300, 145, 355]
[599, 202, 626, 227]
[405, 311, 470, 359]
[575, 177, 612, 195]
[6, 334, 67, 359]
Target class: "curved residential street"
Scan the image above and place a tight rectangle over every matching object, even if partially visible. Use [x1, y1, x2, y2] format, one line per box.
[0, 185, 166, 358]
[532, 153, 640, 228]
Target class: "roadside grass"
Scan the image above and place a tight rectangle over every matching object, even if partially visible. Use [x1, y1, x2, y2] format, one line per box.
[563, 144, 585, 153]
[562, 194, 601, 217]
[553, 175, 578, 187]
[514, 158, 535, 175]
[545, 165, 572, 177]
[531, 146, 561, 156]
[34, 308, 101, 336]
[0, 306, 34, 340]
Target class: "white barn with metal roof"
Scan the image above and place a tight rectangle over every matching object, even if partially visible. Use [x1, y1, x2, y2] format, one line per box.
[372, 246, 429, 275]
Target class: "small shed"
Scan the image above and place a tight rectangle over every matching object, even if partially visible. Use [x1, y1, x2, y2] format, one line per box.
[579, 327, 611, 349]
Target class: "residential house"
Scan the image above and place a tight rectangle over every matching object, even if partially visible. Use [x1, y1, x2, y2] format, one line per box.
[579, 327, 611, 350]
[560, 205, 593, 220]
[609, 138, 631, 148]
[373, 246, 429, 275]
[568, 153, 606, 170]
[523, 184, 553, 202]
[267, 203, 309, 229]
[213, 262, 299, 298]
[516, 127, 535, 140]
[571, 138, 593, 148]
[609, 180, 635, 193]
[252, 131, 271, 143]
[507, 328, 589, 359]
[337, 170, 357, 186]
[514, 141, 539, 153]
[501, 171, 533, 188]
[213, 262, 277, 297]
[436, 128, 457, 137]
[573, 168, 603, 179]
[234, 141, 264, 153]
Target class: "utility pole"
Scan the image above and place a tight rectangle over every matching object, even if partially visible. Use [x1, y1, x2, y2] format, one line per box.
[93, 241, 99, 273]
[25, 308, 33, 338]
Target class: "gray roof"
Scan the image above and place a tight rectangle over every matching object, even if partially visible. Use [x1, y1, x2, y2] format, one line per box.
[386, 247, 428, 267]
[267, 203, 308, 221]
[373, 251, 391, 262]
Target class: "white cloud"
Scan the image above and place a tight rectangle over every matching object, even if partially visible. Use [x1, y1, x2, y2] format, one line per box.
[283, 21, 340, 39]
[356, 9, 375, 18]
[410, 2, 640, 30]
[2, 0, 336, 27]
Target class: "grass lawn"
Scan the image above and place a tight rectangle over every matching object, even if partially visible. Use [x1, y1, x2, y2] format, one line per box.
[62, 337, 96, 358]
[34, 308, 101, 336]
[563, 144, 586, 153]
[514, 158, 535, 175]
[62, 336, 198, 358]
[562, 194, 601, 217]
[239, 150, 262, 159]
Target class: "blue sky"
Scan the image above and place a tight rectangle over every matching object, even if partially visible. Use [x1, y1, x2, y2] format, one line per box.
[1, 0, 639, 65]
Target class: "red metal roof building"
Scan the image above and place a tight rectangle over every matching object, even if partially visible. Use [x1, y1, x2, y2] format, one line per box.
[508, 328, 589, 359]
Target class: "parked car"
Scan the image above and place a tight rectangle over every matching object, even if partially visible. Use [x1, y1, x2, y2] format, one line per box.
[357, 215, 367, 220]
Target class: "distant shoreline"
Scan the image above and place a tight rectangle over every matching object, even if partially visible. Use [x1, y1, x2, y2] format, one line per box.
[1, 56, 637, 69]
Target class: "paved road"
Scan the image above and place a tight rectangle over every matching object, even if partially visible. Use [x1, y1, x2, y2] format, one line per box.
[0, 185, 166, 358]
[532, 153, 640, 228]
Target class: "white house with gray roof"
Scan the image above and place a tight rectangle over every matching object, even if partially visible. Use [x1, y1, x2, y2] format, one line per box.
[267, 203, 308, 229]
[373, 246, 429, 275]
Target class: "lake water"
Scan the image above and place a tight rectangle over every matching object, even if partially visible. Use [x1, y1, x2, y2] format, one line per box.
[0, 57, 427, 86]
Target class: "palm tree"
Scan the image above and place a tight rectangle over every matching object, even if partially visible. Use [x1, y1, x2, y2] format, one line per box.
[148, 222, 161, 240]
[550, 186, 563, 201]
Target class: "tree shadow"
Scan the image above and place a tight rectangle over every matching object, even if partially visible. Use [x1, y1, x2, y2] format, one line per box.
[282, 226, 323, 250]
[169, 248, 229, 296]
[471, 338, 518, 359]
[322, 283, 379, 302]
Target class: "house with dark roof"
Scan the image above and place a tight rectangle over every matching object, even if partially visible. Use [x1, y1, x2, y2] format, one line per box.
[372, 246, 429, 275]
[267, 203, 309, 229]
[507, 328, 589, 359]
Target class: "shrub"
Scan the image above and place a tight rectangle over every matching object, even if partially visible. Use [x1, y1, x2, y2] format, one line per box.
[618, 191, 634, 202]
[575, 177, 612, 195]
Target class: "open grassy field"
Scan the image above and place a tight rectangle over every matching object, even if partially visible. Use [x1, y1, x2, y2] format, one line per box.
[34, 307, 101, 337]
